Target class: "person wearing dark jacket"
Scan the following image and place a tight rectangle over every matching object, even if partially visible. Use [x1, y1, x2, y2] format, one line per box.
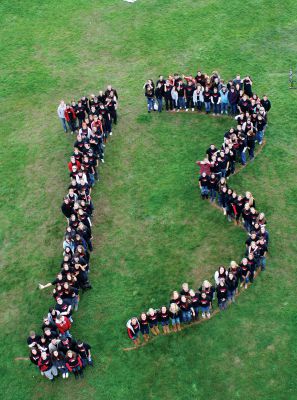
[226, 272, 238, 303]
[52, 350, 69, 379]
[216, 279, 228, 310]
[227, 87, 238, 115]
[75, 340, 93, 367]
[155, 83, 163, 113]
[144, 80, 155, 113]
[65, 350, 83, 379]
[38, 352, 58, 380]
[139, 312, 150, 342]
[61, 198, 73, 219]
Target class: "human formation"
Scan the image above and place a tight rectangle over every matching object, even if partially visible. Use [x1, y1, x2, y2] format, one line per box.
[127, 72, 271, 346]
[27, 85, 118, 380]
[143, 71, 271, 116]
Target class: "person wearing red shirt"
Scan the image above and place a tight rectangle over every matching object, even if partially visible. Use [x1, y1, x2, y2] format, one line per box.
[64, 104, 77, 134]
[68, 156, 81, 172]
[38, 352, 58, 380]
[65, 350, 83, 379]
[55, 316, 72, 339]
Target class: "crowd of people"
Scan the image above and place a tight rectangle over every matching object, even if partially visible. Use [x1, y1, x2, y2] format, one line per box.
[143, 71, 271, 116]
[127, 73, 270, 346]
[27, 85, 118, 381]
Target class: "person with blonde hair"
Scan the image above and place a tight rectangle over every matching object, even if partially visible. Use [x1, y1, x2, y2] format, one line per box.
[169, 302, 181, 332]
[147, 308, 160, 335]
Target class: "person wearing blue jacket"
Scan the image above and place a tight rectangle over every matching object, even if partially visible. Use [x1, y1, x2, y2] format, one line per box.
[219, 86, 229, 115]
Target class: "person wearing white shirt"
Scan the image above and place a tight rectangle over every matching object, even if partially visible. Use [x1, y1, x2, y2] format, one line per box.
[57, 100, 67, 133]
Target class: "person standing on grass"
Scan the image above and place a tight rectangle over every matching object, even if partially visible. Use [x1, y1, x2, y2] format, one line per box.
[216, 279, 228, 310]
[169, 302, 181, 332]
[199, 291, 211, 319]
[199, 172, 210, 200]
[164, 80, 173, 111]
[64, 104, 77, 134]
[57, 100, 67, 133]
[211, 87, 221, 116]
[139, 312, 150, 342]
[176, 80, 186, 111]
[159, 306, 170, 334]
[65, 350, 84, 379]
[51, 350, 69, 379]
[203, 86, 212, 114]
[185, 80, 195, 111]
[219, 86, 229, 114]
[147, 308, 160, 335]
[127, 317, 141, 346]
[226, 272, 238, 303]
[75, 340, 93, 367]
[239, 258, 251, 289]
[155, 82, 163, 113]
[144, 79, 155, 113]
[180, 295, 193, 324]
[208, 173, 218, 202]
[228, 86, 238, 115]
[38, 352, 58, 381]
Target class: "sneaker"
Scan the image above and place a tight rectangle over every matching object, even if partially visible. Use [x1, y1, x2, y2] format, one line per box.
[66, 373, 69, 379]
[206, 312, 211, 319]
[110, 132, 112, 136]
[225, 111, 228, 114]
[221, 111, 224, 114]
[212, 113, 215, 116]
[177, 109, 180, 112]
[101, 159, 104, 163]
[62, 373, 65, 379]
[186, 109, 189, 112]
[192, 108, 194, 112]
[202, 312, 206, 319]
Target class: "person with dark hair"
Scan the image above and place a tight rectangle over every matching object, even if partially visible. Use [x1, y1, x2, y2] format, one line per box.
[64, 104, 77, 134]
[126, 317, 141, 346]
[75, 340, 93, 367]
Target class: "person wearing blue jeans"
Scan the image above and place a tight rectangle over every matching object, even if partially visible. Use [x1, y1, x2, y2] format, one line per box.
[199, 292, 211, 319]
[169, 302, 181, 332]
[258, 238, 268, 271]
[219, 86, 229, 114]
[199, 172, 209, 200]
[208, 174, 218, 202]
[155, 82, 163, 113]
[57, 100, 68, 133]
[204, 87, 212, 113]
[226, 272, 238, 304]
[217, 280, 228, 310]
[180, 296, 193, 324]
[211, 87, 221, 116]
[176, 82, 186, 111]
[57, 100, 67, 132]
[144, 79, 155, 113]
[239, 258, 250, 289]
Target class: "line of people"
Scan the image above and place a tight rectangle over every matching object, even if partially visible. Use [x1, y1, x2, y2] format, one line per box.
[143, 71, 271, 116]
[127, 76, 270, 346]
[27, 85, 118, 380]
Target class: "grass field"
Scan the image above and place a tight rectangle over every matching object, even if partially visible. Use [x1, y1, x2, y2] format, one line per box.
[1, 0, 297, 399]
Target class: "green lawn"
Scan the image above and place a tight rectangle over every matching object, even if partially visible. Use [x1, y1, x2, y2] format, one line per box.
[1, 0, 297, 399]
